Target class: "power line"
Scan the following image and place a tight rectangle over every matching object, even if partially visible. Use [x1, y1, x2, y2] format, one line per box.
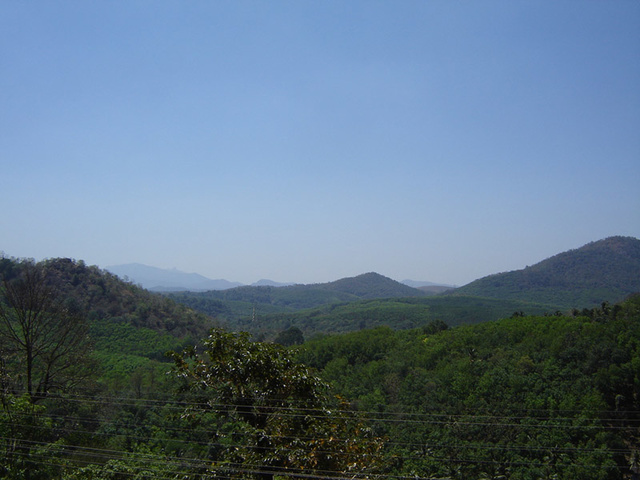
[3, 436, 627, 473]
[2, 393, 636, 478]
[31, 391, 640, 425]
[6, 404, 638, 438]
[2, 405, 634, 464]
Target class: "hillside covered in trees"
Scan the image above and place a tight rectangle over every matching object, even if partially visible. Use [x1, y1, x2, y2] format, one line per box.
[167, 272, 427, 321]
[167, 273, 561, 339]
[0, 256, 216, 393]
[296, 296, 640, 479]
[167, 237, 640, 339]
[0, 250, 639, 479]
[230, 296, 557, 342]
[454, 236, 640, 308]
[0, 256, 213, 339]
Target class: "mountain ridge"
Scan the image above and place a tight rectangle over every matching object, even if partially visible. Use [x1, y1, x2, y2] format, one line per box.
[251, 279, 295, 287]
[453, 236, 640, 307]
[315, 272, 424, 299]
[107, 236, 639, 308]
[106, 263, 243, 291]
[0, 257, 213, 340]
[167, 272, 428, 320]
[401, 279, 457, 288]
[105, 263, 450, 293]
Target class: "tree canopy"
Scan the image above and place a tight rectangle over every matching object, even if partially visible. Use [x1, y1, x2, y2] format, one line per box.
[170, 328, 384, 480]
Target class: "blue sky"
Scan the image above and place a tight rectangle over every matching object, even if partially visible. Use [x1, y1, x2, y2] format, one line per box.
[1, 1, 639, 286]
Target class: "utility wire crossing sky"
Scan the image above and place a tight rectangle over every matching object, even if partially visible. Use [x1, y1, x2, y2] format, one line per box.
[1, 1, 639, 286]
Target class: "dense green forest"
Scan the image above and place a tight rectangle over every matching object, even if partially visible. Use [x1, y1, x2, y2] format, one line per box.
[167, 272, 427, 322]
[167, 274, 561, 341]
[1, 255, 639, 479]
[229, 296, 558, 342]
[297, 297, 640, 479]
[455, 236, 640, 308]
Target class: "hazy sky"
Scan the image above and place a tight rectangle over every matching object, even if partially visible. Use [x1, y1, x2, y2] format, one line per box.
[1, 1, 639, 286]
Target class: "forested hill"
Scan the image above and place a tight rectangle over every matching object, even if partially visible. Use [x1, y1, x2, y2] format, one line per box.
[0, 256, 212, 340]
[454, 236, 640, 307]
[169, 272, 425, 316]
[231, 296, 557, 342]
[317, 272, 424, 298]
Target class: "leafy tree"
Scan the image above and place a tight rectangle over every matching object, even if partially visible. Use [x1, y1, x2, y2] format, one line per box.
[171, 329, 384, 480]
[273, 326, 304, 346]
[0, 260, 94, 402]
[422, 319, 449, 334]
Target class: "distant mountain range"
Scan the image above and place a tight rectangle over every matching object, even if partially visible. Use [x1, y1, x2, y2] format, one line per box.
[401, 279, 457, 288]
[165, 236, 640, 339]
[107, 236, 639, 310]
[169, 272, 428, 314]
[251, 279, 296, 287]
[105, 263, 243, 292]
[3, 235, 637, 343]
[106, 263, 446, 293]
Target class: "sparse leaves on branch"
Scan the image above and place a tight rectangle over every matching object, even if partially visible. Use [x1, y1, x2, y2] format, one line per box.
[0, 260, 93, 402]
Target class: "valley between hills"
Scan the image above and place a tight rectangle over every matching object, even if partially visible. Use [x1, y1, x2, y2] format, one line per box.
[0, 236, 639, 479]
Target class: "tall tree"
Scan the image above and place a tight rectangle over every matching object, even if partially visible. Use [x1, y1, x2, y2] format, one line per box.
[0, 260, 93, 402]
[171, 329, 384, 480]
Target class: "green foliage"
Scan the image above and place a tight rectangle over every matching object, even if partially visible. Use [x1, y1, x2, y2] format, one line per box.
[296, 295, 640, 479]
[168, 272, 425, 324]
[272, 326, 304, 346]
[0, 394, 70, 479]
[89, 318, 191, 390]
[0, 256, 224, 477]
[25, 257, 213, 339]
[455, 236, 640, 308]
[0, 256, 215, 393]
[319, 272, 424, 299]
[62, 444, 199, 480]
[165, 292, 290, 323]
[170, 329, 385, 479]
[231, 295, 556, 341]
[1, 253, 639, 479]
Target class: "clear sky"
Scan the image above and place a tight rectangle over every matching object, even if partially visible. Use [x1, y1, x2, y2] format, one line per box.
[1, 1, 639, 286]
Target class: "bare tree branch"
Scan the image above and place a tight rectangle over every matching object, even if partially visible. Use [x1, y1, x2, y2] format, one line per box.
[0, 260, 93, 402]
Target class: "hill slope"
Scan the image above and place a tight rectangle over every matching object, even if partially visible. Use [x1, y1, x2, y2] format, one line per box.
[0, 257, 215, 381]
[169, 272, 426, 319]
[231, 295, 557, 341]
[454, 236, 640, 307]
[317, 272, 425, 298]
